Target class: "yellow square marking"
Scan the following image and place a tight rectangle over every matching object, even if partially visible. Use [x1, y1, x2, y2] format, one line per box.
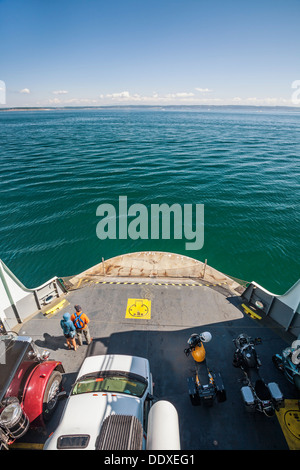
[276, 399, 300, 450]
[125, 298, 151, 320]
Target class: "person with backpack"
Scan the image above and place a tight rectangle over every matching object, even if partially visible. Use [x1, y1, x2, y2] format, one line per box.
[60, 312, 77, 350]
[71, 305, 92, 346]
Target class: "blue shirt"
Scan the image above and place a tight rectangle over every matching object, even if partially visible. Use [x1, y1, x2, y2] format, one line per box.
[60, 318, 75, 335]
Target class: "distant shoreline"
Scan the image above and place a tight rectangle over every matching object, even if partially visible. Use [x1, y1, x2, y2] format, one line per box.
[0, 104, 300, 112]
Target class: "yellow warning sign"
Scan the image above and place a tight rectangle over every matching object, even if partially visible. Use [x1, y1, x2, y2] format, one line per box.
[125, 299, 151, 320]
[276, 399, 300, 450]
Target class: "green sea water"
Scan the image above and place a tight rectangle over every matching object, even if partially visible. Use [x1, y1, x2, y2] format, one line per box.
[0, 107, 299, 294]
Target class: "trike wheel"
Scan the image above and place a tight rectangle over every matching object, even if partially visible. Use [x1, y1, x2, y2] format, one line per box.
[216, 389, 227, 403]
[272, 355, 283, 372]
[43, 371, 62, 421]
[189, 393, 201, 406]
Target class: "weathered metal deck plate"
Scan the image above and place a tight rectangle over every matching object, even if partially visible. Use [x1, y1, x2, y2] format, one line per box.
[15, 280, 299, 450]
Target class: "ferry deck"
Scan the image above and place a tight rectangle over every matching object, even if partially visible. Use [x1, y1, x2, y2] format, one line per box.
[8, 252, 299, 451]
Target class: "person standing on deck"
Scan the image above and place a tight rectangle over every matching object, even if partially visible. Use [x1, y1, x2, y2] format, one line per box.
[71, 305, 92, 346]
[60, 312, 77, 350]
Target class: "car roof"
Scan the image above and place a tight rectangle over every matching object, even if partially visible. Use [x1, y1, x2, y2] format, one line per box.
[76, 354, 149, 381]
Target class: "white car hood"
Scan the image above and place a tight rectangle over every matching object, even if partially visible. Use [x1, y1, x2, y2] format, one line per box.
[44, 392, 143, 450]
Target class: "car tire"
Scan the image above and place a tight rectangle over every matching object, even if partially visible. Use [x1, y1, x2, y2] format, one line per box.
[43, 371, 62, 421]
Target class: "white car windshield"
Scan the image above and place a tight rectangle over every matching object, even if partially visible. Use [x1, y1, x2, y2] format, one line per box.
[71, 371, 147, 398]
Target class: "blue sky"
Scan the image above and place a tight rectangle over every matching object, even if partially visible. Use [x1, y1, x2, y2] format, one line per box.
[1, 0, 300, 107]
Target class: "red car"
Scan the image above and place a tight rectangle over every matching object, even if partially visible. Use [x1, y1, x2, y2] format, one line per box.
[0, 333, 64, 449]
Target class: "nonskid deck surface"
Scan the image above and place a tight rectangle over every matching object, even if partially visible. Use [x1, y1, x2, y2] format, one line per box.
[15, 279, 299, 450]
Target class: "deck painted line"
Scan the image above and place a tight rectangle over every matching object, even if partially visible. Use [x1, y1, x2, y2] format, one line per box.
[44, 299, 70, 317]
[79, 279, 229, 289]
[241, 303, 262, 320]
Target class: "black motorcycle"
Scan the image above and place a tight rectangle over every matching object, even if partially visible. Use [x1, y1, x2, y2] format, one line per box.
[233, 333, 284, 417]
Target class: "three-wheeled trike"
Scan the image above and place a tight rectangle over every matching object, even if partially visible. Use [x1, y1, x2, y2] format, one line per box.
[184, 332, 226, 406]
[0, 333, 64, 449]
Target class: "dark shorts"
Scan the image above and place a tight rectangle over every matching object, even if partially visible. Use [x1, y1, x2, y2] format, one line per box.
[64, 333, 74, 339]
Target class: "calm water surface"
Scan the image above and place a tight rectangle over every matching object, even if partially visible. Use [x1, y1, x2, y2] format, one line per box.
[0, 108, 299, 294]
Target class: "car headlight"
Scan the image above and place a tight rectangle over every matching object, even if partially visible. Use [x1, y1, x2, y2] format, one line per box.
[0, 401, 23, 427]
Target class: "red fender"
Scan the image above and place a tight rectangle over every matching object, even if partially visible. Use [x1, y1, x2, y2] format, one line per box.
[22, 361, 64, 426]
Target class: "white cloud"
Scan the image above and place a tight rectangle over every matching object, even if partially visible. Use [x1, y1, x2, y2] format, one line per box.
[165, 92, 195, 98]
[100, 91, 154, 102]
[48, 97, 97, 105]
[66, 98, 98, 104]
[52, 90, 68, 95]
[99, 90, 197, 103]
[48, 98, 62, 104]
[245, 97, 290, 105]
[20, 88, 30, 94]
[106, 91, 131, 99]
[195, 88, 213, 93]
[36, 89, 297, 107]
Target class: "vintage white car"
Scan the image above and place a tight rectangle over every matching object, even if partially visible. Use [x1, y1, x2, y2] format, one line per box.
[44, 354, 180, 450]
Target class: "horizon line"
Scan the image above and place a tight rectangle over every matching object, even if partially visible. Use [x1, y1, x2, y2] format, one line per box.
[1, 104, 300, 111]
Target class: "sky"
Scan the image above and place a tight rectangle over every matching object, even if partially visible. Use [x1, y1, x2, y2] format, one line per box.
[1, 0, 300, 107]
